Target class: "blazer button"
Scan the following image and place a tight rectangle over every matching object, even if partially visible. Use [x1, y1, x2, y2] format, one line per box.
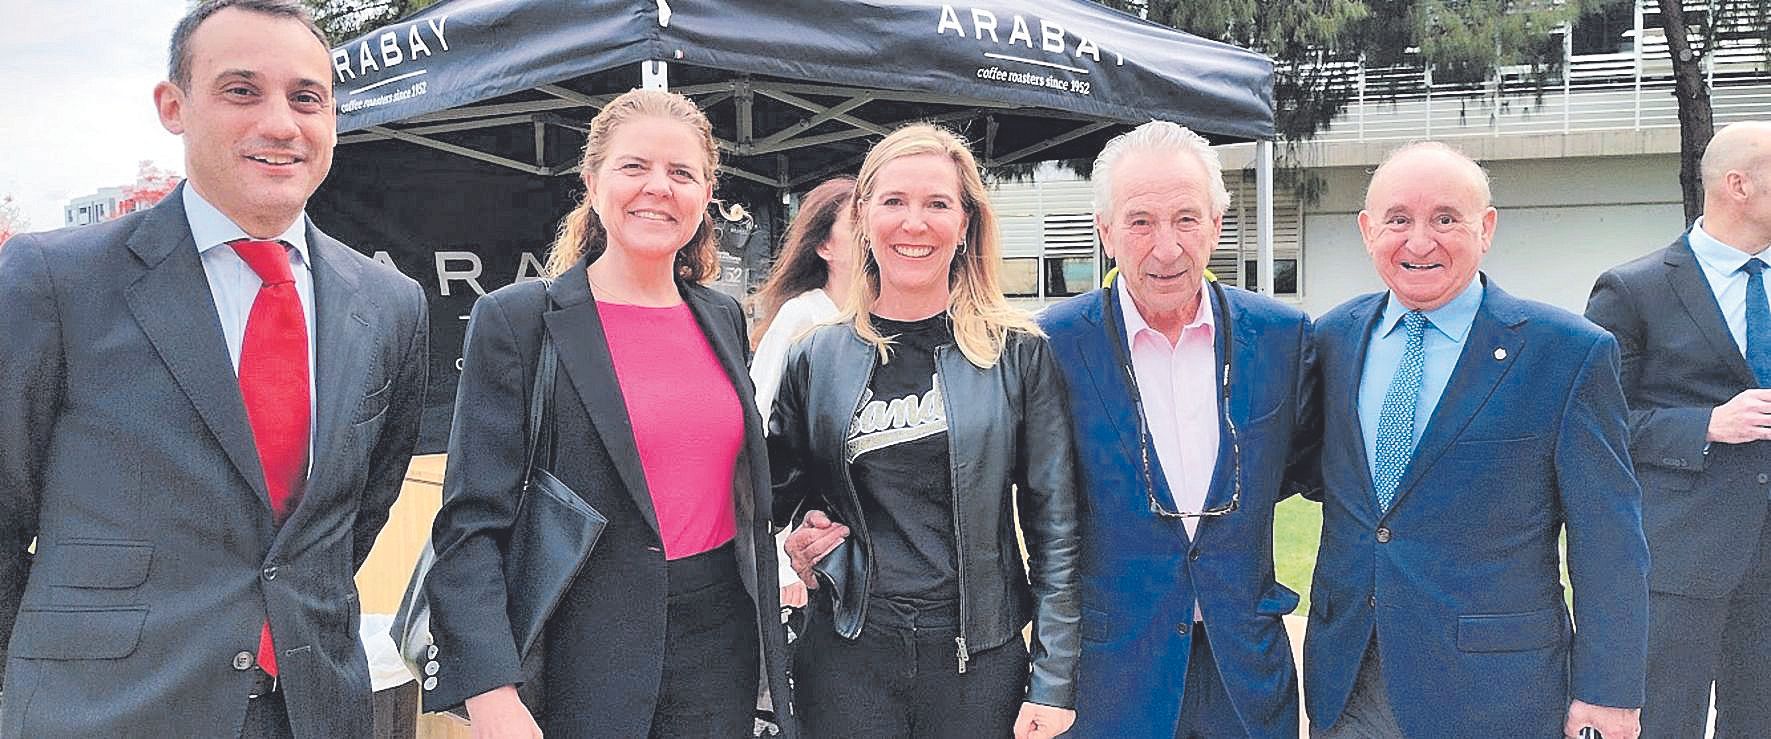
[428, 644, 439, 659]
[261, 565, 279, 581]
[1375, 527, 1392, 544]
[1367, 594, 1377, 608]
[423, 676, 438, 691]
[1758, 473, 1768, 485]
[232, 651, 254, 671]
[1175, 622, 1190, 635]
[1188, 549, 1201, 562]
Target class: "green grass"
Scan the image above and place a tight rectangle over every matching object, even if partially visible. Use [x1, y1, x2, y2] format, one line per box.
[1273, 496, 1323, 615]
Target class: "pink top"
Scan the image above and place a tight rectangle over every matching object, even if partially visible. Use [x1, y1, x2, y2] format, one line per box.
[1120, 286, 1219, 541]
[597, 301, 742, 559]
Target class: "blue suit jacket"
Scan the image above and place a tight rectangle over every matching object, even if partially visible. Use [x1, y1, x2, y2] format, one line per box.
[1039, 284, 1319, 739]
[1305, 277, 1649, 737]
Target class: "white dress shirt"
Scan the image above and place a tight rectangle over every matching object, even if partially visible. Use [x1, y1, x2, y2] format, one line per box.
[182, 185, 319, 453]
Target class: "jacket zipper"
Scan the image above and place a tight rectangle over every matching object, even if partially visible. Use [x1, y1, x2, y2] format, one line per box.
[837, 340, 878, 638]
[935, 345, 972, 674]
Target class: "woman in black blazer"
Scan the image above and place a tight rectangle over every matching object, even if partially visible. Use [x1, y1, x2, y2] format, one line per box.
[420, 89, 793, 738]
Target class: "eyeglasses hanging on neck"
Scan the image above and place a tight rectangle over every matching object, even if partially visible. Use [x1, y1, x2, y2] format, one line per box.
[1101, 275, 1242, 519]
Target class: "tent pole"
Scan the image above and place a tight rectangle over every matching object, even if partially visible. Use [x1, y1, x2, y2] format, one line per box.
[642, 60, 669, 90]
[1256, 139, 1275, 296]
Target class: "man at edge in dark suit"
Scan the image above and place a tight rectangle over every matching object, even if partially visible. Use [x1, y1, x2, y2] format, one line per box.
[1586, 120, 1771, 738]
[0, 1, 428, 736]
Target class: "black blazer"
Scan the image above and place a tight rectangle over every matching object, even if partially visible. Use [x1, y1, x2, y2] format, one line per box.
[421, 257, 794, 736]
[0, 185, 429, 737]
[1587, 234, 1771, 597]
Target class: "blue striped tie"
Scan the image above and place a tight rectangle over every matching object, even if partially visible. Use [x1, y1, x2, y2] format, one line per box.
[1744, 258, 1771, 387]
[1373, 311, 1429, 512]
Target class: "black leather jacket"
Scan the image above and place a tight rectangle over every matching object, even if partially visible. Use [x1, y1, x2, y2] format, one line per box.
[768, 321, 1082, 708]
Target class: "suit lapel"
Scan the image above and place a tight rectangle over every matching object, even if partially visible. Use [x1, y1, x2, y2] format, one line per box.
[1383, 279, 1525, 515]
[123, 188, 271, 509]
[1335, 294, 1386, 508]
[1073, 288, 1142, 469]
[302, 227, 371, 503]
[544, 266, 662, 539]
[1665, 235, 1758, 387]
[1200, 287, 1249, 513]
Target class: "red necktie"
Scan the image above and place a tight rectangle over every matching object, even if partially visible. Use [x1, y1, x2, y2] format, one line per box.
[232, 239, 311, 677]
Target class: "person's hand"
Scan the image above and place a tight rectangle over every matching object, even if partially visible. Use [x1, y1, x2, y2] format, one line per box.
[780, 580, 809, 608]
[1013, 702, 1075, 739]
[464, 684, 543, 739]
[783, 510, 848, 589]
[1564, 699, 1639, 739]
[1707, 389, 1771, 444]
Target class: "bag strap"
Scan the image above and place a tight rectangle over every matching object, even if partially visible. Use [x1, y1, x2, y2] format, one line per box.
[523, 286, 558, 482]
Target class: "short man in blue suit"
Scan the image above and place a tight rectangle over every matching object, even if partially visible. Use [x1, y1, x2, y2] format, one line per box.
[1305, 142, 1648, 739]
[1038, 121, 1320, 738]
[1585, 121, 1771, 738]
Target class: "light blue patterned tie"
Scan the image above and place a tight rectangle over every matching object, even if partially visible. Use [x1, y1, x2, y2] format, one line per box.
[1373, 311, 1429, 512]
[1743, 258, 1771, 387]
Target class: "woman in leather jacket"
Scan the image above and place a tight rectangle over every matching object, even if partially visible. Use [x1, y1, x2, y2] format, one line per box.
[768, 123, 1082, 738]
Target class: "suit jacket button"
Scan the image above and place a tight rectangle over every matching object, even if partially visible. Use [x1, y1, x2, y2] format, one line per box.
[1375, 527, 1392, 544]
[427, 644, 439, 659]
[232, 651, 254, 671]
[1188, 549, 1201, 562]
[1758, 473, 1768, 484]
[425, 660, 439, 676]
[261, 565, 279, 581]
[1175, 622, 1190, 635]
[1367, 594, 1377, 608]
[423, 676, 438, 691]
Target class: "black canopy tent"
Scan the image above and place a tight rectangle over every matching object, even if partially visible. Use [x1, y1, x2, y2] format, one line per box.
[309, 0, 1277, 451]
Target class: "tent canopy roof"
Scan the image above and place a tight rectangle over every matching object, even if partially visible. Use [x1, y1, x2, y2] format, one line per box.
[330, 0, 1274, 188]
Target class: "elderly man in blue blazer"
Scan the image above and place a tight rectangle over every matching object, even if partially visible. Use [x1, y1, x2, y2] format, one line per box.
[1305, 142, 1648, 739]
[1038, 121, 1320, 738]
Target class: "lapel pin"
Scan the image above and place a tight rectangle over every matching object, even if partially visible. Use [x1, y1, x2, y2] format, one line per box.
[1493, 347, 1508, 361]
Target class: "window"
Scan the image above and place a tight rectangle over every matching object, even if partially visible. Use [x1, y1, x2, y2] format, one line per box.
[1244, 258, 1299, 295]
[1043, 255, 1094, 298]
[1001, 257, 1039, 298]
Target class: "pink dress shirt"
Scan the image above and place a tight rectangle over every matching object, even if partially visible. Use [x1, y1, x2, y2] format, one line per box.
[1120, 286, 1220, 542]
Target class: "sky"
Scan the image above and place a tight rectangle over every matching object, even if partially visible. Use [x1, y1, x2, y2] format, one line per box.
[0, 1, 190, 230]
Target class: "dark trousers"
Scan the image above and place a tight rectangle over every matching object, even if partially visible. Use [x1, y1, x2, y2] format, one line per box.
[648, 543, 761, 739]
[1173, 626, 1242, 738]
[1643, 518, 1771, 739]
[793, 600, 1028, 738]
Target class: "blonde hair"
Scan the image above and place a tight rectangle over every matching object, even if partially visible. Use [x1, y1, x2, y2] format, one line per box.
[544, 89, 725, 281]
[840, 123, 1041, 368]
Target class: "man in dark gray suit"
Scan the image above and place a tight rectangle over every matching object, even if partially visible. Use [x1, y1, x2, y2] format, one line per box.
[0, 1, 428, 736]
[1586, 120, 1771, 738]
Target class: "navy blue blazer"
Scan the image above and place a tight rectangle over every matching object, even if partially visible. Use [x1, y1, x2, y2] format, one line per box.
[1039, 283, 1319, 739]
[1305, 276, 1649, 737]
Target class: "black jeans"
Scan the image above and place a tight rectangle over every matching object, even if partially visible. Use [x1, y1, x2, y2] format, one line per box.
[648, 543, 761, 739]
[793, 599, 1028, 738]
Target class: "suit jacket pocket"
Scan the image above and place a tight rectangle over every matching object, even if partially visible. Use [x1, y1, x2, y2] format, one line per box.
[352, 377, 393, 425]
[1448, 435, 1542, 461]
[12, 605, 148, 659]
[1456, 607, 1563, 653]
[40, 540, 152, 589]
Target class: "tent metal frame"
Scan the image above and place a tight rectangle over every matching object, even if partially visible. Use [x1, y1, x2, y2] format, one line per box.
[337, 61, 1280, 295]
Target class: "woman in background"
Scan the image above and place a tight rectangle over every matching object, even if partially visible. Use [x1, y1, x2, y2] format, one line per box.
[768, 123, 1081, 739]
[423, 88, 792, 739]
[748, 175, 856, 609]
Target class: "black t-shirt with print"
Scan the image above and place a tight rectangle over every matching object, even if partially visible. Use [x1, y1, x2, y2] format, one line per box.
[847, 314, 958, 606]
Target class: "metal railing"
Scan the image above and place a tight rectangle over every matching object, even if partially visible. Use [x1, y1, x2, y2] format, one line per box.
[1307, 11, 1771, 143]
